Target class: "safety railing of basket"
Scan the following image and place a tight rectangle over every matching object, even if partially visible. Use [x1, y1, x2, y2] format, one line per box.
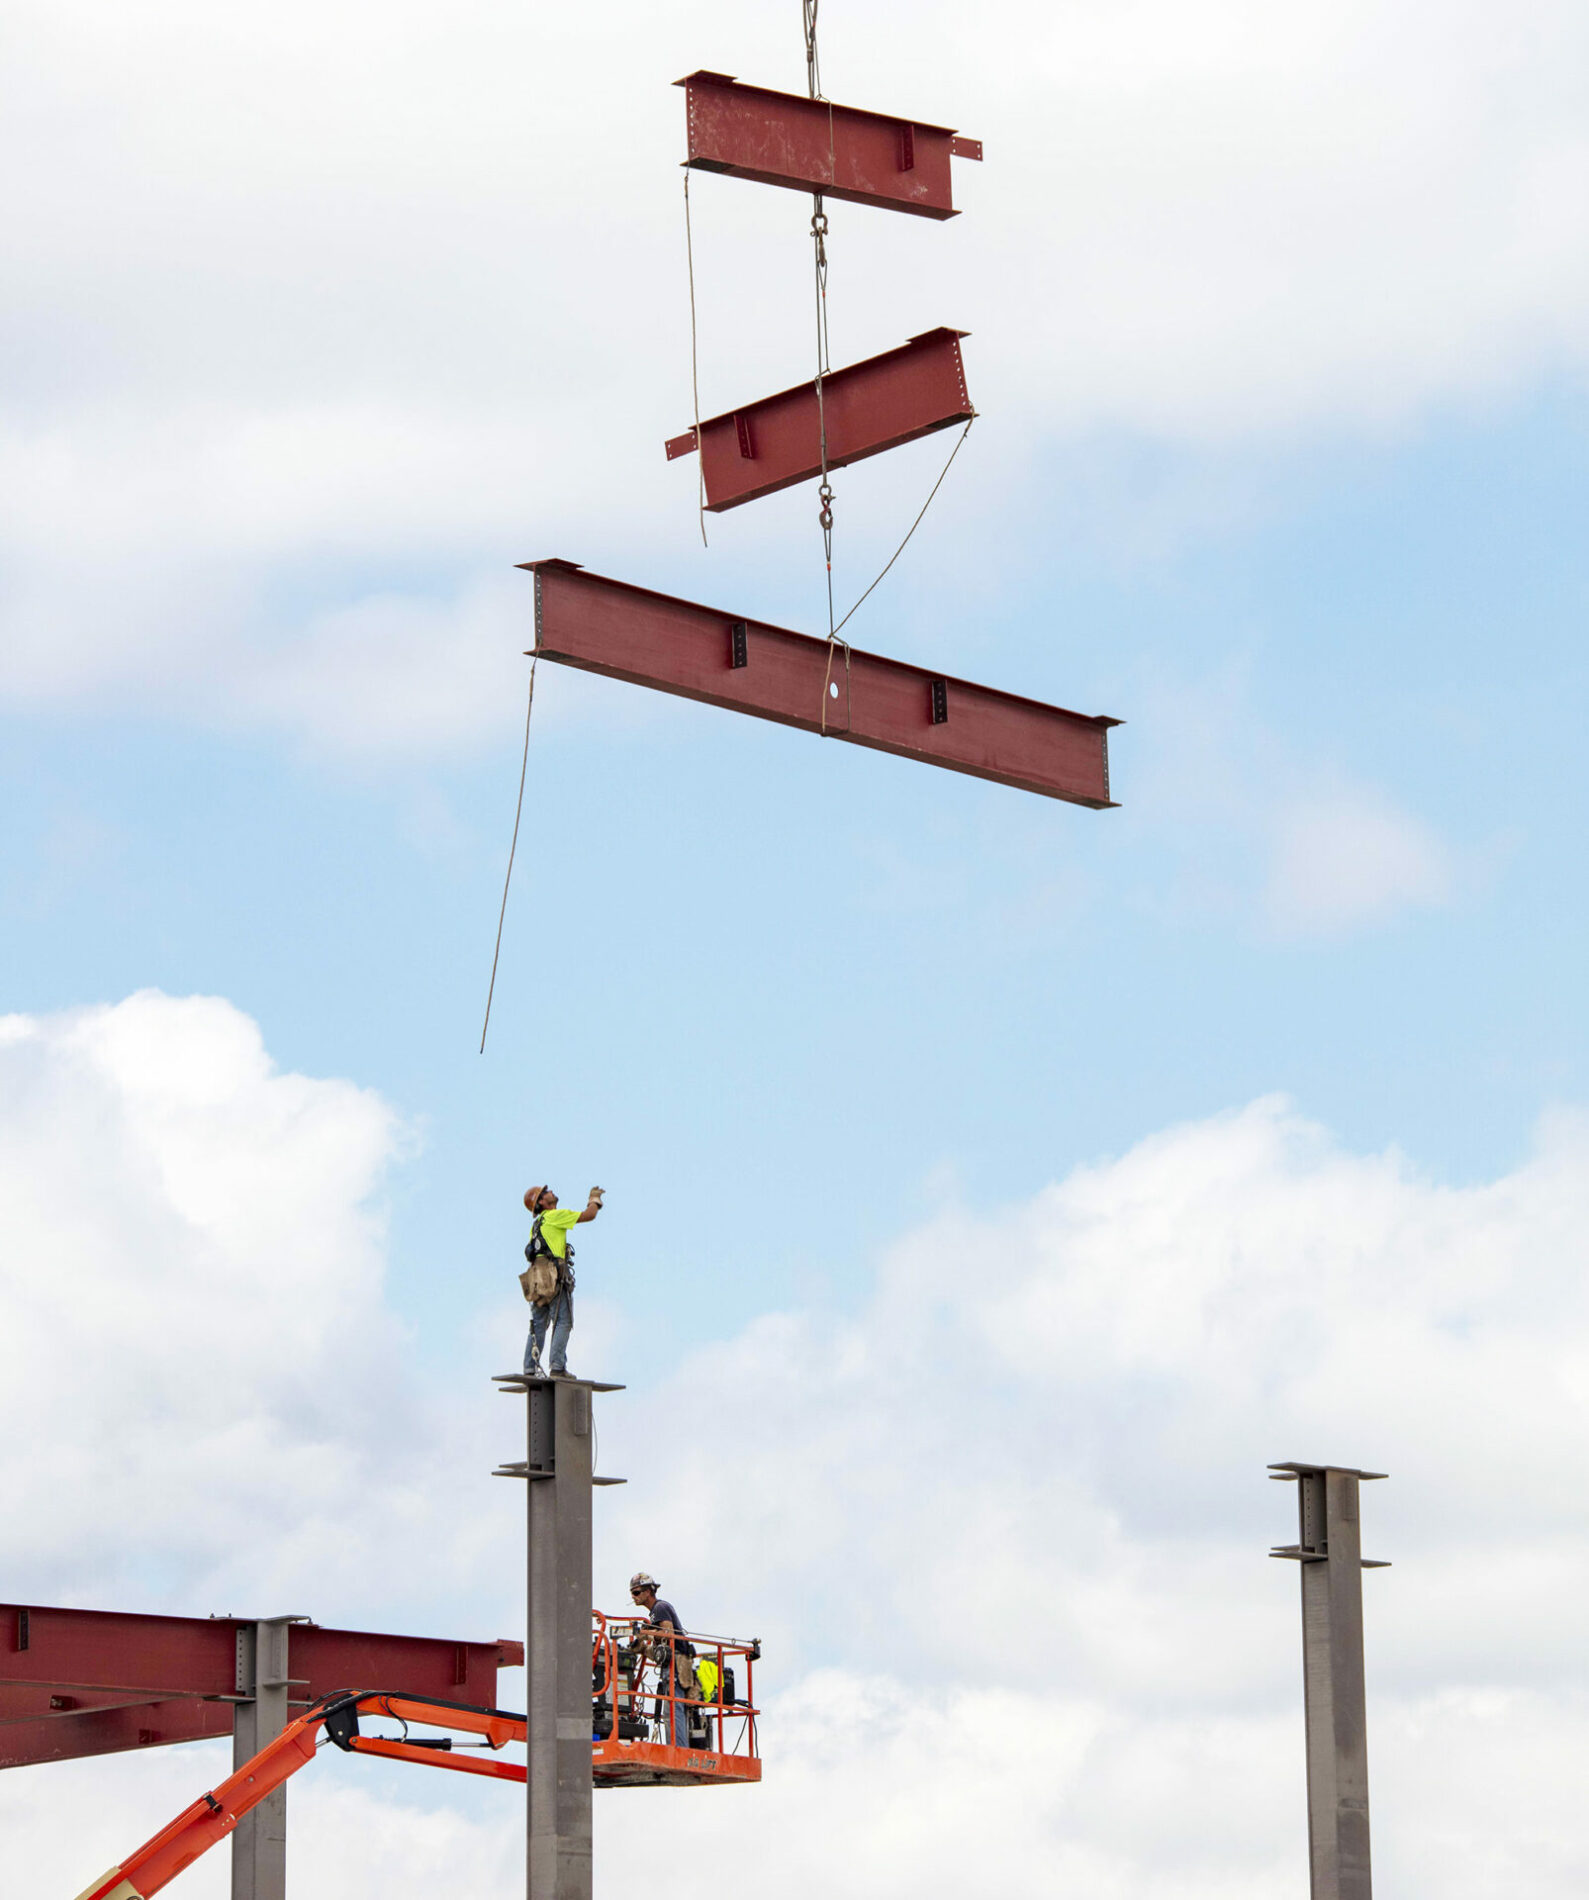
[592, 1612, 760, 1758]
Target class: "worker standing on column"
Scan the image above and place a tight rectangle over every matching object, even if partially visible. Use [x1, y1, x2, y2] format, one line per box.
[521, 1184, 602, 1379]
[629, 1572, 693, 1748]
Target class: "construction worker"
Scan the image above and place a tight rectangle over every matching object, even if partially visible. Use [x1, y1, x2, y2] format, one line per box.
[629, 1572, 692, 1748]
[521, 1184, 603, 1379]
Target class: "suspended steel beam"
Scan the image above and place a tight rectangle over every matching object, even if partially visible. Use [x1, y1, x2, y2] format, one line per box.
[665, 328, 974, 513]
[677, 70, 982, 220]
[520, 560, 1119, 808]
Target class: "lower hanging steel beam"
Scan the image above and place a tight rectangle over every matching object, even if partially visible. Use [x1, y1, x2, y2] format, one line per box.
[520, 560, 1119, 808]
[664, 329, 974, 513]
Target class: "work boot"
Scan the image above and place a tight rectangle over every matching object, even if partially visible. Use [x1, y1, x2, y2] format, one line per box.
[550, 1367, 575, 1380]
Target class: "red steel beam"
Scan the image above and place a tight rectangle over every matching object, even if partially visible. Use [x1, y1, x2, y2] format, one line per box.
[521, 560, 1119, 808]
[0, 1604, 523, 1770]
[677, 70, 982, 220]
[665, 328, 975, 513]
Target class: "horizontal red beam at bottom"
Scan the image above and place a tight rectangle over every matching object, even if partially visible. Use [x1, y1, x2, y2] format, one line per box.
[0, 1604, 522, 1771]
[0, 1700, 234, 1772]
[521, 560, 1119, 808]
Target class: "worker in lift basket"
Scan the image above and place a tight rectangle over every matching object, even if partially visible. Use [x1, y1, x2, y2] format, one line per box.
[521, 1184, 603, 1379]
[629, 1572, 693, 1748]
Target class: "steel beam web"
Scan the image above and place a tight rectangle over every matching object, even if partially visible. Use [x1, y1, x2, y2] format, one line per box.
[520, 560, 1119, 809]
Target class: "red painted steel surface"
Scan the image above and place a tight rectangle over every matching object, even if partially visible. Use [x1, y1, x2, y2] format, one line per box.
[522, 561, 1119, 808]
[665, 328, 975, 513]
[0, 1604, 522, 1770]
[677, 70, 980, 219]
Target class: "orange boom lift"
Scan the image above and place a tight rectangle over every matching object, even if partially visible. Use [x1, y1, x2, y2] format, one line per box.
[75, 1617, 761, 1899]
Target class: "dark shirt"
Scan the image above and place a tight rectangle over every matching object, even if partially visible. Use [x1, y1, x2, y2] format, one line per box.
[647, 1598, 693, 1660]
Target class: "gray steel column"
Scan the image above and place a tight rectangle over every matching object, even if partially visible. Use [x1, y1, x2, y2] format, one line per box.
[494, 1375, 623, 1900]
[231, 1617, 303, 1900]
[1270, 1462, 1390, 1900]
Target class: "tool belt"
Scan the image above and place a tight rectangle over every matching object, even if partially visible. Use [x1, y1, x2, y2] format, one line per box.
[520, 1219, 572, 1307]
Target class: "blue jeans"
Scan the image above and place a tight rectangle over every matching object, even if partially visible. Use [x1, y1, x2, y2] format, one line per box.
[525, 1286, 573, 1373]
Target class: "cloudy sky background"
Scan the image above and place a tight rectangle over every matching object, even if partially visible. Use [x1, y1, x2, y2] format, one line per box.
[4, 0, 1589, 1893]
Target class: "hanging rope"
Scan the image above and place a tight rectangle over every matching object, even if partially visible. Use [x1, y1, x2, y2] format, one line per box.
[802, 0, 822, 99]
[831, 416, 975, 641]
[479, 656, 537, 1054]
[812, 202, 837, 694]
[682, 170, 709, 548]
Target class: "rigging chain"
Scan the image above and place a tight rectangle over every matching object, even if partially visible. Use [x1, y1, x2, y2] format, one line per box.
[804, 1, 850, 735]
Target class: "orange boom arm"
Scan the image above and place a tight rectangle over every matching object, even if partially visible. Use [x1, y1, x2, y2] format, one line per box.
[73, 1691, 528, 1900]
[74, 1618, 763, 1897]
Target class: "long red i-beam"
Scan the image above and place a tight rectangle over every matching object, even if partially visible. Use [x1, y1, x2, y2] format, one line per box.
[678, 70, 983, 219]
[522, 560, 1119, 808]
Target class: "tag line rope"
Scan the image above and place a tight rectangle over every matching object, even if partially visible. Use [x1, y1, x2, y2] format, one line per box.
[479, 655, 537, 1054]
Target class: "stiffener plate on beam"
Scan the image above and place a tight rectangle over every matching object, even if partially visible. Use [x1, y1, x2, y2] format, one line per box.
[520, 560, 1119, 808]
[665, 328, 974, 512]
[678, 70, 981, 220]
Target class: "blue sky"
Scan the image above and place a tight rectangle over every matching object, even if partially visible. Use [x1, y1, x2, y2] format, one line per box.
[6, 387, 1587, 1364]
[6, 1, 1589, 1894]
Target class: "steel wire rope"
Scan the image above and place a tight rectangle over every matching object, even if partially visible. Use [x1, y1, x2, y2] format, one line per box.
[682, 170, 709, 547]
[830, 415, 975, 640]
[803, 0, 850, 736]
[478, 656, 537, 1053]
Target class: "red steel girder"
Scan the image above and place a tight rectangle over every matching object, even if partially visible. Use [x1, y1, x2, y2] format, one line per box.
[665, 327, 975, 513]
[677, 70, 982, 219]
[0, 1604, 522, 1770]
[521, 560, 1119, 808]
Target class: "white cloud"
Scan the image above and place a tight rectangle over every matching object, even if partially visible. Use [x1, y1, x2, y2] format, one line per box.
[0, 991, 515, 1616]
[1121, 659, 1467, 939]
[2, 0, 1588, 747]
[9, 1001, 1589, 1896]
[1265, 786, 1454, 934]
[591, 1093, 1589, 1899]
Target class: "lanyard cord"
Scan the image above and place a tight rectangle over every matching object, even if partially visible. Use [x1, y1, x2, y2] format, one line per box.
[683, 169, 709, 548]
[479, 655, 537, 1053]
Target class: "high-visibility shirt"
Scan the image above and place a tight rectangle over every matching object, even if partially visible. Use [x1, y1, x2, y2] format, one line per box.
[536, 1206, 582, 1259]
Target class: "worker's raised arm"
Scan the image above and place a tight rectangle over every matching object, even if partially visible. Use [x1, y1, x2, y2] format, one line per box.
[577, 1186, 605, 1224]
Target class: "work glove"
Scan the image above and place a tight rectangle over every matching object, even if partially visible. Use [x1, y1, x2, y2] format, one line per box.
[589, 1186, 605, 1206]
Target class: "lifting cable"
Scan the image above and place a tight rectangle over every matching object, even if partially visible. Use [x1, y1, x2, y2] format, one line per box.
[682, 171, 709, 548]
[679, 0, 974, 733]
[831, 414, 974, 641]
[804, 0, 849, 737]
[479, 655, 537, 1053]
